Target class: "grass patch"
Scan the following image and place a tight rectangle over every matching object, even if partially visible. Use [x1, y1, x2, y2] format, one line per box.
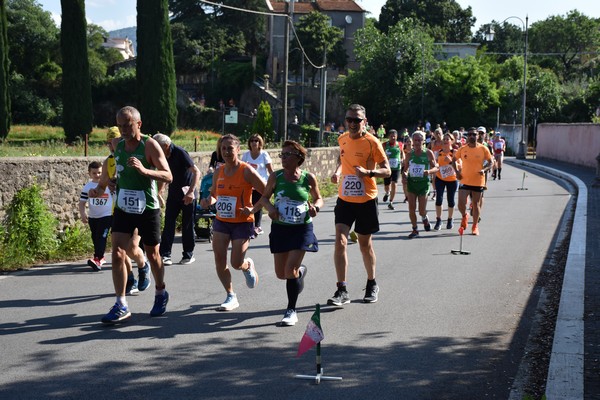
[0, 125, 221, 157]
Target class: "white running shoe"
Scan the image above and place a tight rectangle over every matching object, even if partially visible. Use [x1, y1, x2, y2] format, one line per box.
[218, 293, 239, 311]
[243, 258, 259, 288]
[280, 309, 298, 326]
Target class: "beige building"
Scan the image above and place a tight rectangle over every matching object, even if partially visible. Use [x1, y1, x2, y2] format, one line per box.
[102, 37, 136, 60]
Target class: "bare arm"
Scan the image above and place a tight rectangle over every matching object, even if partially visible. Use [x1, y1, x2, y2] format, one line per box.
[132, 137, 172, 184]
[259, 172, 279, 221]
[78, 200, 88, 224]
[425, 149, 439, 176]
[87, 158, 111, 198]
[330, 154, 342, 183]
[183, 164, 201, 205]
[307, 172, 323, 218]
[241, 167, 267, 217]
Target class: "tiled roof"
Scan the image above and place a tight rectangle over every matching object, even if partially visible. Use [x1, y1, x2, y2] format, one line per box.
[318, 1, 364, 12]
[268, 0, 364, 14]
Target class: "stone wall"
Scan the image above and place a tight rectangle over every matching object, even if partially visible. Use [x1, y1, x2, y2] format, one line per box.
[0, 147, 340, 228]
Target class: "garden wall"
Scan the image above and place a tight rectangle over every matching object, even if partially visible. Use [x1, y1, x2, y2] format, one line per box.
[536, 123, 600, 168]
[0, 147, 340, 228]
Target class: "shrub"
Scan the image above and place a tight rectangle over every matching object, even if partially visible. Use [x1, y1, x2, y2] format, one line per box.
[252, 101, 274, 143]
[0, 183, 58, 268]
[55, 222, 94, 260]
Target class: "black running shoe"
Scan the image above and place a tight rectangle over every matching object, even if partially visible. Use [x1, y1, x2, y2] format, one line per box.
[327, 290, 350, 307]
[423, 218, 431, 231]
[363, 282, 379, 303]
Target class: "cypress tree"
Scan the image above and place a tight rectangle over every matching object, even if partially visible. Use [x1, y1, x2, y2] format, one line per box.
[136, 0, 177, 136]
[252, 101, 274, 143]
[0, 0, 10, 139]
[60, 0, 93, 143]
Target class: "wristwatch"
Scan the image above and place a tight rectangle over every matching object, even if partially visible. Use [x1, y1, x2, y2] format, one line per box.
[369, 170, 375, 178]
[315, 206, 320, 213]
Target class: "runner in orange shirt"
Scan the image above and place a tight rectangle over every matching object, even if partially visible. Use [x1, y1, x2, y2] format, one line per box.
[200, 134, 266, 311]
[328, 104, 391, 306]
[452, 127, 493, 235]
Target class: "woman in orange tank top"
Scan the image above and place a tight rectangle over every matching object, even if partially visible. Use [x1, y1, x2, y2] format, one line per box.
[200, 134, 266, 311]
[433, 132, 459, 230]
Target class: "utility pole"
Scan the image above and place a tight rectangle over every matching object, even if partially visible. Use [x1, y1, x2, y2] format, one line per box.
[318, 49, 327, 147]
[282, 1, 294, 142]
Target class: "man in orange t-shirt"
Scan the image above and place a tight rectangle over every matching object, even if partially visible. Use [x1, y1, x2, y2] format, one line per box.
[328, 104, 391, 307]
[453, 127, 493, 236]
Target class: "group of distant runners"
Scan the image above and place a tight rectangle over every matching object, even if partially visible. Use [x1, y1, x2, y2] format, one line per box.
[380, 124, 504, 237]
[77, 104, 505, 327]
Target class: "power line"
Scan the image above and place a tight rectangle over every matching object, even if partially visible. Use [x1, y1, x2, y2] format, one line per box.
[197, 0, 325, 69]
[484, 51, 600, 56]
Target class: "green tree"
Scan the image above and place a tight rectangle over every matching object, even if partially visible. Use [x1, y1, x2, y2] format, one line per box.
[586, 80, 600, 122]
[293, 11, 345, 84]
[340, 20, 435, 129]
[0, 0, 10, 139]
[87, 23, 123, 85]
[7, 0, 61, 125]
[219, 0, 267, 57]
[528, 10, 600, 81]
[7, 0, 59, 79]
[377, 0, 475, 43]
[475, 21, 526, 63]
[494, 57, 563, 123]
[252, 100, 273, 143]
[137, 0, 177, 135]
[171, 21, 229, 77]
[526, 65, 564, 122]
[60, 0, 93, 142]
[427, 56, 500, 128]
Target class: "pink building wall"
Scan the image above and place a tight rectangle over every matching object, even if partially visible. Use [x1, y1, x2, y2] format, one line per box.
[536, 123, 600, 168]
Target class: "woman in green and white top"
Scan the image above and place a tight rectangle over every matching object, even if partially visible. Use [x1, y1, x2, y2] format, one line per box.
[401, 131, 438, 238]
[382, 129, 403, 210]
[260, 140, 324, 326]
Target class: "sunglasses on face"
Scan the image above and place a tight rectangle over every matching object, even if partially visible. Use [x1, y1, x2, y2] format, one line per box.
[279, 151, 299, 158]
[250, 139, 259, 143]
[467, 132, 478, 136]
[345, 117, 364, 124]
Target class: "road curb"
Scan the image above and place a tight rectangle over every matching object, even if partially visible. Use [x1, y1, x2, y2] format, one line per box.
[507, 159, 586, 400]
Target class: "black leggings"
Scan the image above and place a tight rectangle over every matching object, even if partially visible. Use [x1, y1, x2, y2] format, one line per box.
[89, 216, 112, 259]
[434, 178, 458, 208]
[251, 190, 263, 227]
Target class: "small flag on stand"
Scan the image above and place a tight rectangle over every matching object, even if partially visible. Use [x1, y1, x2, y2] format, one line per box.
[296, 304, 324, 357]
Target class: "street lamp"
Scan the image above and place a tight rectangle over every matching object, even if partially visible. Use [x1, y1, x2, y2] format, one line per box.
[486, 16, 528, 159]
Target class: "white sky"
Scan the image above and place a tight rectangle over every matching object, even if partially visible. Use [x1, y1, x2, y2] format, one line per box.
[37, 0, 599, 32]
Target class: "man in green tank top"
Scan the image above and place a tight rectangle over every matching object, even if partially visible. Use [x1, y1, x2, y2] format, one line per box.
[89, 106, 172, 324]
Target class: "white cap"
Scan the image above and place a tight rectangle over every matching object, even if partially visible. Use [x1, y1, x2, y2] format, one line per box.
[477, 126, 486, 133]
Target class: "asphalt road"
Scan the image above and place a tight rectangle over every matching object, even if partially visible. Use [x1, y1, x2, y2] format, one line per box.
[0, 162, 571, 400]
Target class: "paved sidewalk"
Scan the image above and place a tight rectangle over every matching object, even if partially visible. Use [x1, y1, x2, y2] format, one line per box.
[510, 158, 598, 400]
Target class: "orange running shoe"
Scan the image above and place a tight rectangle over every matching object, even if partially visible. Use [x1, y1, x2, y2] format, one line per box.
[460, 214, 469, 230]
[472, 224, 479, 236]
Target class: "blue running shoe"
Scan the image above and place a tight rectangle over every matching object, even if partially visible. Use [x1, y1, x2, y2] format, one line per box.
[101, 303, 131, 324]
[138, 262, 151, 291]
[125, 274, 139, 296]
[150, 291, 169, 316]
